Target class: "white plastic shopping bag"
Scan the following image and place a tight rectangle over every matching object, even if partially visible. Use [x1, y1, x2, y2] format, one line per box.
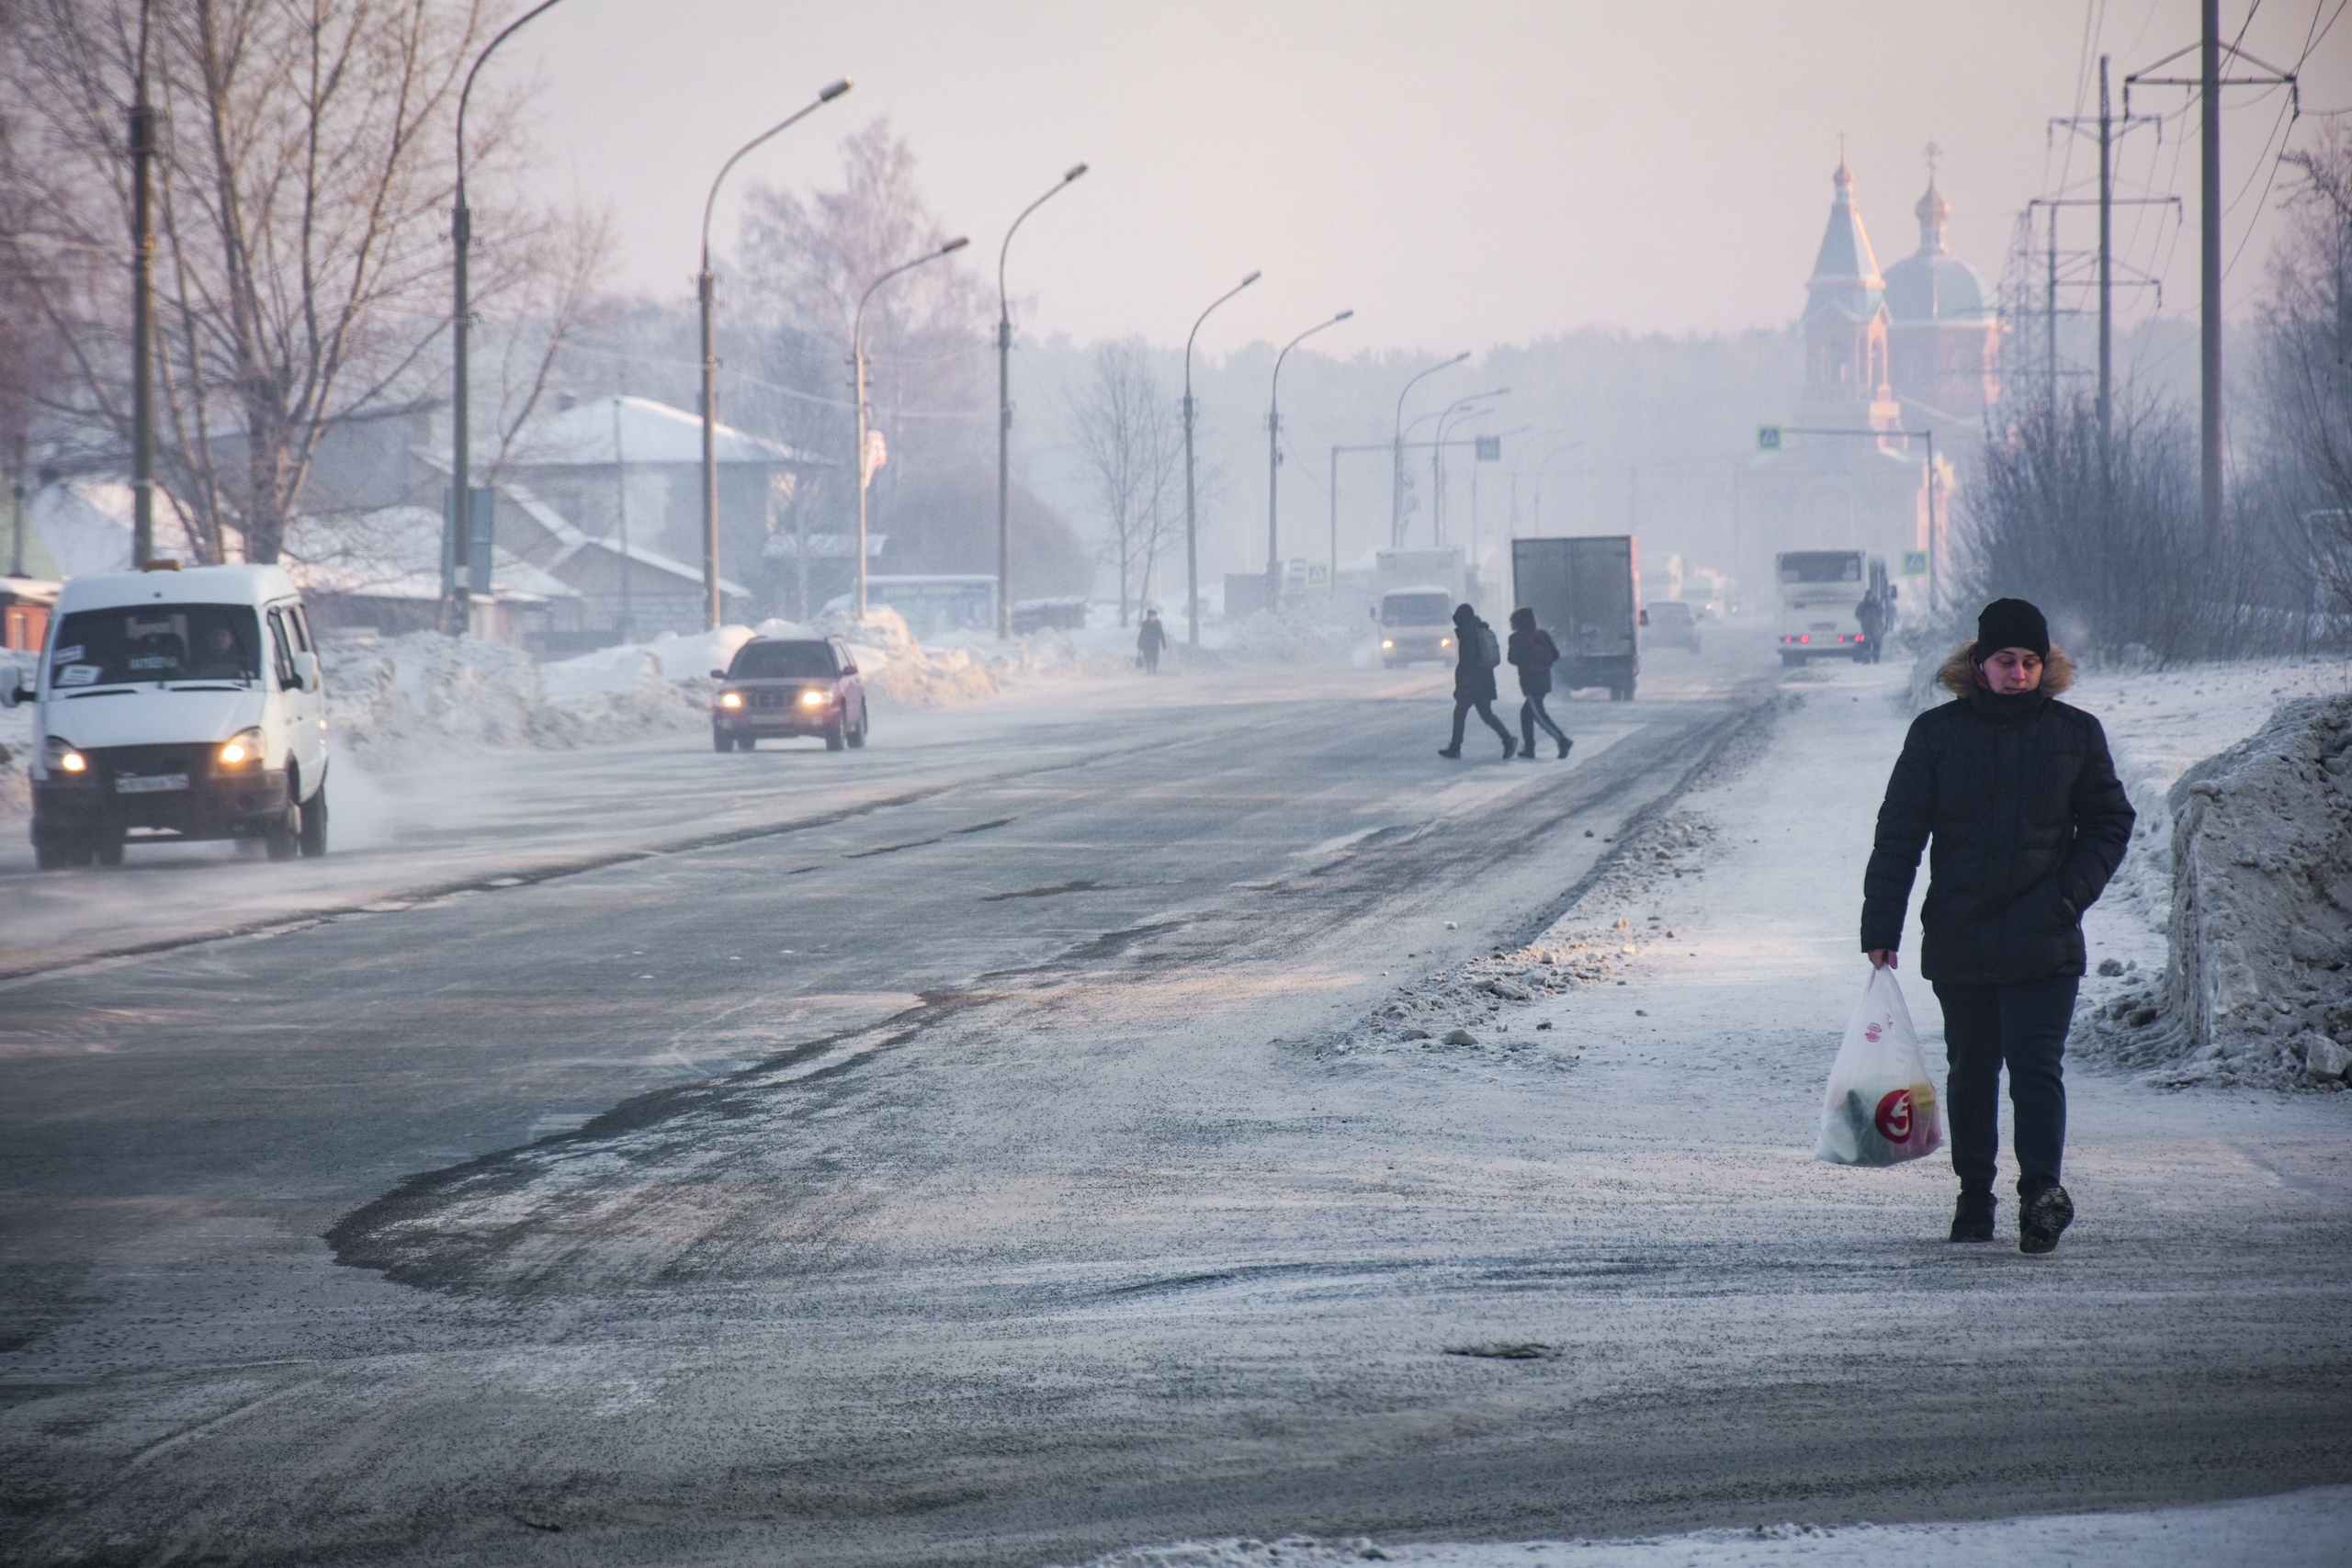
[1814, 966, 1944, 1167]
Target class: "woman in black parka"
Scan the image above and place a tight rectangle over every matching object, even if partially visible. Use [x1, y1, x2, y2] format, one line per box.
[1860, 598, 2134, 1255]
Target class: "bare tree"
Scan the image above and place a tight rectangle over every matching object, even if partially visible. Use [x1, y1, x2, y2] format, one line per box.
[0, 0, 601, 565]
[1068, 340, 1181, 626]
[2257, 125, 2352, 614]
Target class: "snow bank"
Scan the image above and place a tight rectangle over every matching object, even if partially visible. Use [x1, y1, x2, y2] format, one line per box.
[322, 632, 707, 764]
[809, 606, 1003, 708]
[2086, 694, 2352, 1088]
[1054, 1485, 2352, 1567]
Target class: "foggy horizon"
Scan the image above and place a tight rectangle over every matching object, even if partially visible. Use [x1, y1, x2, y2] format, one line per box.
[514, 0, 2347, 354]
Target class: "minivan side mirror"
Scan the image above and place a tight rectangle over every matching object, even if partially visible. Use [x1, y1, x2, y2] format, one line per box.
[0, 680, 27, 710]
[291, 650, 321, 692]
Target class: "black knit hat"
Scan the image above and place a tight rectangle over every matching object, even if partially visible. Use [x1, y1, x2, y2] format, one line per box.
[1975, 597, 2050, 660]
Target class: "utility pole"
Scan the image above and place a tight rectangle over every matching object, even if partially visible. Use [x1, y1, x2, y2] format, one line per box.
[129, 0, 154, 568]
[2127, 10, 2298, 538]
[2046, 213, 2059, 409]
[2052, 59, 2163, 443]
[2021, 193, 2172, 415]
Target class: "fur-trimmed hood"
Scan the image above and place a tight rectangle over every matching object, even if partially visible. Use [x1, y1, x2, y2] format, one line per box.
[1936, 640, 2075, 697]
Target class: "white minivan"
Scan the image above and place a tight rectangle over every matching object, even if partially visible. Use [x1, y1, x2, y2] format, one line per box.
[5, 563, 329, 869]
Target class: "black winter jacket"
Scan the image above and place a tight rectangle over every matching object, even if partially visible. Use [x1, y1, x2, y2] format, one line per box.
[1453, 615, 1498, 703]
[1507, 627, 1559, 696]
[1860, 683, 2134, 985]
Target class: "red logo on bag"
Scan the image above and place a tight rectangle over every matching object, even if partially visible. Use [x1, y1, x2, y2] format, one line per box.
[1864, 1023, 1883, 1043]
[1874, 1089, 1914, 1142]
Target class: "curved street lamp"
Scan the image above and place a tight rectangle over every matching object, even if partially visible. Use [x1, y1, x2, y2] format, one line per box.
[854, 236, 971, 617]
[1182, 270, 1261, 646]
[695, 79, 853, 631]
[996, 162, 1089, 638]
[1266, 310, 1352, 608]
[1391, 352, 1470, 548]
[1432, 388, 1509, 543]
[447, 0, 570, 634]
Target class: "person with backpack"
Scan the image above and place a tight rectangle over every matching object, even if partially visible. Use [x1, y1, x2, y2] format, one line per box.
[1438, 603, 1515, 760]
[1860, 598, 2134, 1255]
[1507, 606, 1572, 761]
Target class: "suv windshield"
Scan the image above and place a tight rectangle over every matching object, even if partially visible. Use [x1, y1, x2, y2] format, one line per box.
[1780, 553, 1862, 584]
[729, 640, 837, 679]
[50, 604, 262, 688]
[1381, 592, 1453, 626]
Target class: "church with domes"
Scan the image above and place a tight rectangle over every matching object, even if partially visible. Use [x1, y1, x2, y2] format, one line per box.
[1747, 151, 2002, 601]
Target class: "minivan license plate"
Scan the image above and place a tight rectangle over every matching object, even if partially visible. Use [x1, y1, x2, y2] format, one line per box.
[116, 773, 188, 794]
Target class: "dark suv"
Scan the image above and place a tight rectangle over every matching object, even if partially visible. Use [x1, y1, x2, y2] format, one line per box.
[711, 637, 868, 752]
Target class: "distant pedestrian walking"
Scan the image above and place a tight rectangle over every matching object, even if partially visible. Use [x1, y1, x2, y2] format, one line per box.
[1507, 607, 1572, 761]
[1856, 591, 1887, 663]
[1136, 609, 1168, 674]
[1438, 603, 1515, 760]
[1860, 597, 2134, 1256]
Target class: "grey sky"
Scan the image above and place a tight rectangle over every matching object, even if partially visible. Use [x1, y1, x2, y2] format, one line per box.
[514, 1, 2348, 353]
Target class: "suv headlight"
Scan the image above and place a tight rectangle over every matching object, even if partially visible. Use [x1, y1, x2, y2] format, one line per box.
[217, 727, 266, 767]
[797, 688, 829, 708]
[42, 736, 86, 774]
[718, 690, 744, 710]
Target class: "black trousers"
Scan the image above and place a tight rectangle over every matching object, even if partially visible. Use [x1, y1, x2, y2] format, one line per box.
[1933, 975, 2079, 1198]
[1520, 692, 1567, 750]
[1448, 695, 1513, 750]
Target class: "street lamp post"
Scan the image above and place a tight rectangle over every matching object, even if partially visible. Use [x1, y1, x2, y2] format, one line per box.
[1392, 352, 1470, 548]
[1182, 270, 1261, 646]
[854, 237, 971, 617]
[697, 80, 853, 632]
[447, 0, 569, 635]
[997, 163, 1089, 639]
[1431, 388, 1508, 542]
[1266, 309, 1352, 610]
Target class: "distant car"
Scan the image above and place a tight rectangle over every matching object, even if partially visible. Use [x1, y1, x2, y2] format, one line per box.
[710, 637, 867, 752]
[1642, 599, 1701, 652]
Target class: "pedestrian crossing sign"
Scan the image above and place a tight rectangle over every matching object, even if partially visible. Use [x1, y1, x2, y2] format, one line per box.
[1757, 425, 1782, 451]
[1903, 551, 1928, 575]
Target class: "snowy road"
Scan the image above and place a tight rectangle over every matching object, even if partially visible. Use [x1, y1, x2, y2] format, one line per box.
[3, 649, 2346, 1566]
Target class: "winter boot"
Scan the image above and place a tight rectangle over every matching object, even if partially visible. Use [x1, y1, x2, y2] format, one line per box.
[1556, 736, 1573, 760]
[1519, 729, 1538, 759]
[2019, 1184, 2074, 1256]
[1498, 735, 1517, 760]
[1437, 747, 1462, 760]
[1949, 1189, 1996, 1243]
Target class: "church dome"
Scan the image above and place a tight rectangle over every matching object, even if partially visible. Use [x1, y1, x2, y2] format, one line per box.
[1883, 174, 1991, 322]
[1884, 250, 1991, 322]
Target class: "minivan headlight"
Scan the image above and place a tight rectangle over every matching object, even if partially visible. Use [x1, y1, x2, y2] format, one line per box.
[218, 727, 266, 767]
[42, 736, 85, 774]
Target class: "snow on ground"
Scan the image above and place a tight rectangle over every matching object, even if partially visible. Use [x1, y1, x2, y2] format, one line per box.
[1059, 1485, 2352, 1567]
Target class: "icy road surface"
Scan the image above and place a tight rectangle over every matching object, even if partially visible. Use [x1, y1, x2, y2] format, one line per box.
[2, 646, 2346, 1566]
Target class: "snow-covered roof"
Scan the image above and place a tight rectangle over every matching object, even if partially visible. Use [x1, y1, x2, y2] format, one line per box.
[762, 532, 887, 560]
[510, 395, 824, 468]
[23, 480, 211, 581]
[498, 480, 752, 598]
[277, 504, 579, 603]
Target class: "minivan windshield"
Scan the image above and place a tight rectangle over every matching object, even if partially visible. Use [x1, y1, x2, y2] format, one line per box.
[1779, 552, 1863, 584]
[1381, 592, 1453, 626]
[50, 604, 262, 688]
[729, 639, 837, 679]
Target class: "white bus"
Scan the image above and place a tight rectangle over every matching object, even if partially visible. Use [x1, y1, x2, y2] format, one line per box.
[1776, 550, 1892, 665]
